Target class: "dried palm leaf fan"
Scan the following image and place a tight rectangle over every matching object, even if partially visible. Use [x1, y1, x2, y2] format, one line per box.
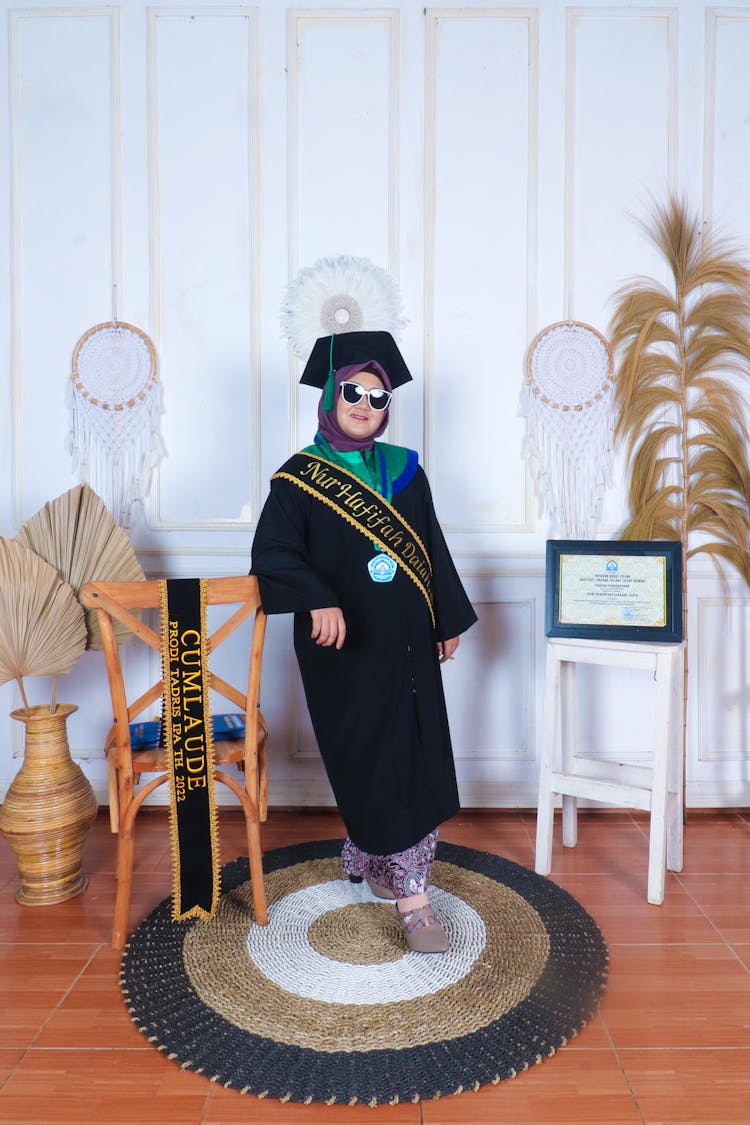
[281, 254, 407, 360]
[15, 483, 145, 650]
[521, 321, 615, 537]
[0, 538, 86, 713]
[69, 320, 163, 527]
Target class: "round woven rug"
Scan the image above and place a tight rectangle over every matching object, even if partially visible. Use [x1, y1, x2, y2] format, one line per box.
[120, 838, 607, 1106]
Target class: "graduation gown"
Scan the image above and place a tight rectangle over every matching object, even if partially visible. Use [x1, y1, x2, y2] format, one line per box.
[250, 443, 477, 856]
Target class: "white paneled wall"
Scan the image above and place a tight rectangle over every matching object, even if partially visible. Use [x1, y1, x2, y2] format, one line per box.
[1, 0, 750, 810]
[425, 9, 536, 530]
[565, 8, 677, 323]
[9, 9, 119, 525]
[149, 8, 260, 528]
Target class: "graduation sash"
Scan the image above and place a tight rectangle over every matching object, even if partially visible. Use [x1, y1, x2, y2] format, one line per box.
[159, 577, 220, 921]
[273, 452, 435, 625]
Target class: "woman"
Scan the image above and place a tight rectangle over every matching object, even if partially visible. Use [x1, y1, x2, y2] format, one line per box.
[251, 331, 477, 952]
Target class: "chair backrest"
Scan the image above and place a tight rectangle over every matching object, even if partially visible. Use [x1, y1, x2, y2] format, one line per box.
[81, 576, 267, 785]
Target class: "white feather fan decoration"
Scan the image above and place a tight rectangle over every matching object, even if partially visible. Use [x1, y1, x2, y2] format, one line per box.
[282, 255, 407, 360]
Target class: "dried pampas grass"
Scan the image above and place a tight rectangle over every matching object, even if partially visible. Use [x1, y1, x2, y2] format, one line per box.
[611, 196, 750, 593]
[15, 483, 145, 649]
[609, 196, 750, 805]
[0, 538, 87, 711]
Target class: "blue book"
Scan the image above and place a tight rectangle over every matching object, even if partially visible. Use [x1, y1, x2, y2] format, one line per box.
[129, 713, 246, 750]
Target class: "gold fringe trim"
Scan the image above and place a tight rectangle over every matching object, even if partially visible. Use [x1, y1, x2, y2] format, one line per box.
[159, 577, 221, 922]
[196, 577, 221, 917]
[158, 578, 182, 919]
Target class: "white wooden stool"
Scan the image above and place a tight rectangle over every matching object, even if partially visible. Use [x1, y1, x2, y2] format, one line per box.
[534, 637, 685, 904]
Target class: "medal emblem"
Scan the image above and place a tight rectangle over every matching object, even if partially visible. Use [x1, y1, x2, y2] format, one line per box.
[368, 552, 397, 583]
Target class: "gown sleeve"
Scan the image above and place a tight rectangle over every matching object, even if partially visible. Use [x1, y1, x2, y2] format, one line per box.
[250, 475, 339, 615]
[417, 468, 478, 641]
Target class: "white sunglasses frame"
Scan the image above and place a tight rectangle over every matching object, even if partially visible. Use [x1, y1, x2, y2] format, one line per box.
[338, 381, 392, 411]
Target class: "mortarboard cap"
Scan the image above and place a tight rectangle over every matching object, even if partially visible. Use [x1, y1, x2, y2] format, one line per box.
[300, 331, 413, 390]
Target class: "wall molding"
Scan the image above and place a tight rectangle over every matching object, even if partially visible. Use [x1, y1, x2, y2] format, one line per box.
[19, 775, 743, 812]
[147, 6, 262, 530]
[697, 594, 750, 763]
[564, 5, 677, 319]
[285, 9, 401, 455]
[423, 8, 539, 533]
[9, 6, 121, 528]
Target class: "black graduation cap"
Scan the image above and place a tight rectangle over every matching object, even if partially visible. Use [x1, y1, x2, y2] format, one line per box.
[300, 331, 413, 390]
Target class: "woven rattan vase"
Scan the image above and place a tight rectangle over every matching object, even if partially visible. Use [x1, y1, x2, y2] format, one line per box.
[0, 704, 98, 905]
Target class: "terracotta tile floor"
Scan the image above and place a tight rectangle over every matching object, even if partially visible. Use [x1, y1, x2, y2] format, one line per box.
[0, 807, 749, 1125]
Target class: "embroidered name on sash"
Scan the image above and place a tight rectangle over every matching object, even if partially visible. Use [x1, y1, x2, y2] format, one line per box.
[159, 577, 220, 921]
[273, 454, 434, 625]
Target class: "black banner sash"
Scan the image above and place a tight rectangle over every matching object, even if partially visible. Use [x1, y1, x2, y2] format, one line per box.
[159, 578, 220, 921]
[273, 453, 434, 626]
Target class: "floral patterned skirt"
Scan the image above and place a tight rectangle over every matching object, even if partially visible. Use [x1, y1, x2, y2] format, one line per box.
[340, 829, 438, 898]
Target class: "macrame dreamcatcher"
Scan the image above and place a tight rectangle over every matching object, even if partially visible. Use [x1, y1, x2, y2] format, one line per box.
[68, 320, 164, 527]
[520, 320, 615, 538]
[281, 255, 407, 359]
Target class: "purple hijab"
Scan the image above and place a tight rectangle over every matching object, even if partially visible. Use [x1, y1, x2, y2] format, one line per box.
[317, 360, 392, 453]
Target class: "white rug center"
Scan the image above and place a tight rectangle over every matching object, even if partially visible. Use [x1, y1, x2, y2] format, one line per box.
[246, 880, 486, 1004]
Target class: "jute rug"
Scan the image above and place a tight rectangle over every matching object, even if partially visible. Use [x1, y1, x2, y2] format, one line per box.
[120, 838, 607, 1107]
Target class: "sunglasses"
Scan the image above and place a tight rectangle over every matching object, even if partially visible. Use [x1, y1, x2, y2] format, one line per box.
[339, 381, 392, 412]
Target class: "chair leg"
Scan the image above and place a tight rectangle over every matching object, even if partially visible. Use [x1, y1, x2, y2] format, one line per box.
[562, 795, 578, 847]
[113, 822, 135, 952]
[107, 755, 119, 834]
[667, 646, 684, 873]
[560, 661, 578, 847]
[647, 651, 672, 905]
[666, 788, 683, 873]
[259, 740, 268, 822]
[245, 817, 268, 926]
[535, 647, 560, 877]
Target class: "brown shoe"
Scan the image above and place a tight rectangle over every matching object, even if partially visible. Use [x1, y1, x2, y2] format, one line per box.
[367, 877, 396, 900]
[398, 904, 449, 953]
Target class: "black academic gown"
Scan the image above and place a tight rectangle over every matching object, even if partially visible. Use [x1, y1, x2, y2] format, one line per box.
[250, 450, 477, 856]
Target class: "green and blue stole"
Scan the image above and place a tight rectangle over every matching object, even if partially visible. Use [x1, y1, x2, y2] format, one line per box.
[272, 449, 434, 626]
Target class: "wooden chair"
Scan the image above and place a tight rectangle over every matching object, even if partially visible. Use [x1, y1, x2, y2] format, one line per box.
[535, 636, 684, 904]
[81, 576, 269, 950]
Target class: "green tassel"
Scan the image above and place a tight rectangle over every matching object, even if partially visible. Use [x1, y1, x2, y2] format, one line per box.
[322, 371, 334, 412]
[321, 335, 335, 411]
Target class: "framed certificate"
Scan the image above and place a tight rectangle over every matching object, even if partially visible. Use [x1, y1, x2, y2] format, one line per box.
[545, 540, 683, 642]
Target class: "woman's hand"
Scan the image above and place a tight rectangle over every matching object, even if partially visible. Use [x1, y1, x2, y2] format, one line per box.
[310, 607, 346, 649]
[437, 636, 460, 663]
